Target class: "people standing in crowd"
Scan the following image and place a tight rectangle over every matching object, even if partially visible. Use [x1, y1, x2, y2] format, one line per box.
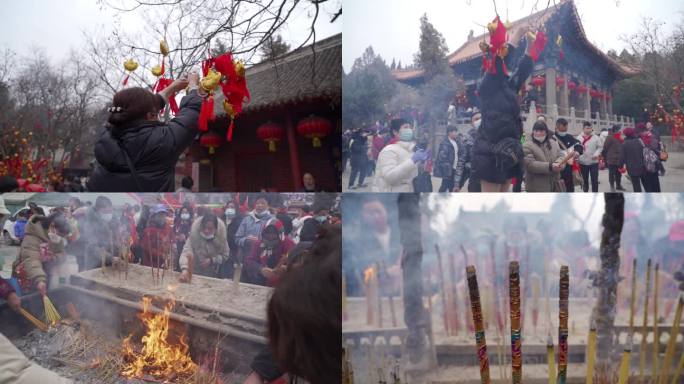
[291, 204, 313, 243]
[621, 127, 649, 192]
[13, 210, 29, 243]
[140, 204, 173, 268]
[522, 121, 564, 192]
[178, 211, 229, 281]
[342, 129, 352, 174]
[173, 204, 194, 271]
[602, 124, 625, 192]
[235, 195, 274, 259]
[12, 212, 70, 295]
[577, 121, 602, 192]
[434, 125, 459, 192]
[553, 118, 583, 192]
[639, 122, 662, 191]
[457, 112, 480, 192]
[221, 201, 245, 278]
[299, 203, 329, 242]
[373, 118, 428, 192]
[80, 196, 119, 271]
[348, 128, 370, 189]
[475, 28, 538, 192]
[244, 219, 295, 287]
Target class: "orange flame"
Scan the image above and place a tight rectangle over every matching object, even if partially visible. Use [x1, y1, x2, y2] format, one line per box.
[121, 297, 197, 380]
[364, 266, 376, 284]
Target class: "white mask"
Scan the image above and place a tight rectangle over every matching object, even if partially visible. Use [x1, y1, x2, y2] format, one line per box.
[200, 232, 215, 240]
[181, 213, 190, 220]
[100, 213, 113, 222]
[473, 119, 481, 129]
[533, 133, 547, 142]
[556, 131, 567, 137]
[48, 232, 63, 244]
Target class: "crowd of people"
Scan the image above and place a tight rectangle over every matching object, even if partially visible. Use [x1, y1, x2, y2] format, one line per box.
[0, 194, 341, 383]
[342, 27, 668, 193]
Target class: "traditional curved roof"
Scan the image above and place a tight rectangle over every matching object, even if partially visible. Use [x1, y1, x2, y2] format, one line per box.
[214, 33, 342, 116]
[393, 0, 639, 82]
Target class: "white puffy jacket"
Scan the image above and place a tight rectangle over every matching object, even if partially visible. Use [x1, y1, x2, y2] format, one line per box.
[372, 141, 418, 192]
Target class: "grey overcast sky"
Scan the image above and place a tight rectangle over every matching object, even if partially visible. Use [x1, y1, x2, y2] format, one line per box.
[343, 0, 684, 72]
[0, 0, 341, 65]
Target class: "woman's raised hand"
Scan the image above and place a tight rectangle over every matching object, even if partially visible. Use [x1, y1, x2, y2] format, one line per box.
[170, 77, 189, 93]
[188, 71, 200, 89]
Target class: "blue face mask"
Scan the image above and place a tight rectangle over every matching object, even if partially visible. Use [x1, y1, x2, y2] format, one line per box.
[315, 215, 327, 223]
[399, 128, 414, 142]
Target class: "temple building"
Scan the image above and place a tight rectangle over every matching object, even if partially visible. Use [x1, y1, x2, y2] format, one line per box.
[176, 34, 341, 192]
[393, 0, 640, 132]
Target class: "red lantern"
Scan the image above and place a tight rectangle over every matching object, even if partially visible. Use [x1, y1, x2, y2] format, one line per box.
[567, 80, 577, 92]
[555, 75, 565, 89]
[296, 115, 332, 148]
[531, 75, 545, 91]
[577, 84, 588, 94]
[256, 122, 284, 152]
[199, 131, 224, 155]
[590, 89, 600, 99]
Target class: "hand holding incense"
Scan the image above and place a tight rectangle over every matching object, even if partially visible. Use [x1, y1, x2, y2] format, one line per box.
[466, 265, 490, 384]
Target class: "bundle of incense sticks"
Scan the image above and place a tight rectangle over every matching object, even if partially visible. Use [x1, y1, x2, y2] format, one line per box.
[617, 336, 633, 384]
[653, 263, 660, 377]
[657, 295, 683, 384]
[434, 244, 450, 335]
[19, 307, 48, 331]
[364, 265, 378, 326]
[466, 265, 490, 384]
[557, 266, 569, 384]
[586, 322, 597, 384]
[509, 261, 523, 384]
[629, 259, 637, 335]
[639, 259, 652, 381]
[547, 334, 556, 384]
[43, 295, 61, 327]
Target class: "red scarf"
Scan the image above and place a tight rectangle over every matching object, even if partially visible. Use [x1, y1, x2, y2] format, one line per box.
[614, 133, 624, 143]
[582, 134, 593, 146]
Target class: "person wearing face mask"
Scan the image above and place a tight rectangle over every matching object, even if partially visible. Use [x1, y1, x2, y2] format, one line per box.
[87, 73, 202, 192]
[219, 201, 245, 278]
[79, 196, 120, 271]
[291, 204, 313, 243]
[347, 128, 370, 190]
[553, 118, 583, 192]
[601, 124, 626, 192]
[576, 121, 602, 192]
[235, 195, 274, 257]
[299, 203, 329, 243]
[178, 212, 229, 281]
[140, 204, 173, 269]
[174, 205, 194, 267]
[372, 118, 429, 192]
[434, 125, 459, 192]
[522, 121, 564, 192]
[12, 212, 70, 296]
[243, 219, 295, 287]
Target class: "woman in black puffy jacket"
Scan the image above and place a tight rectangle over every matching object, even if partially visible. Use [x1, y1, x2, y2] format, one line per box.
[87, 73, 201, 192]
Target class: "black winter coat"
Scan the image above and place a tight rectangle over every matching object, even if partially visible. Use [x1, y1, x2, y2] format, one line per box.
[87, 90, 203, 192]
[433, 137, 456, 178]
[621, 136, 646, 177]
[474, 44, 534, 183]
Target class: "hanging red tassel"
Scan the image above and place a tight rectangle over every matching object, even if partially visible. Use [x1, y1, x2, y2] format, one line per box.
[227, 119, 235, 141]
[198, 94, 214, 132]
[122, 74, 130, 86]
[206, 93, 215, 121]
[529, 30, 548, 63]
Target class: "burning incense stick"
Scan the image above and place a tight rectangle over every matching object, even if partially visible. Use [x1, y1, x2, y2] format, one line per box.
[19, 307, 48, 331]
[657, 295, 683, 384]
[617, 336, 633, 384]
[233, 262, 242, 291]
[466, 265, 490, 384]
[629, 259, 638, 335]
[653, 263, 660, 378]
[509, 261, 523, 384]
[557, 266, 569, 384]
[449, 252, 461, 335]
[342, 347, 354, 384]
[43, 295, 62, 327]
[586, 322, 597, 384]
[547, 334, 556, 384]
[365, 265, 378, 327]
[434, 244, 450, 335]
[640, 259, 652, 381]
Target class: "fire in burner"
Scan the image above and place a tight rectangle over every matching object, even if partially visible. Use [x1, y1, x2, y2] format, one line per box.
[121, 296, 197, 381]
